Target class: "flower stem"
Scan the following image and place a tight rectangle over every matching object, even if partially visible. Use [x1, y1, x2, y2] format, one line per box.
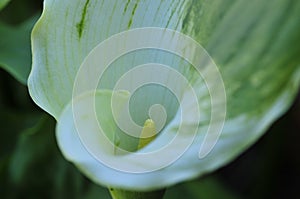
[109, 188, 165, 199]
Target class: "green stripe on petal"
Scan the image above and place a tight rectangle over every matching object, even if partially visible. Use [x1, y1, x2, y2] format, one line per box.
[28, 0, 190, 118]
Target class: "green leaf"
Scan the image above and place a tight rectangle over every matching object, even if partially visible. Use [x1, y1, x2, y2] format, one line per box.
[0, 110, 41, 162]
[1, 114, 111, 199]
[164, 176, 239, 199]
[28, 0, 300, 191]
[0, 15, 38, 84]
[0, 0, 10, 11]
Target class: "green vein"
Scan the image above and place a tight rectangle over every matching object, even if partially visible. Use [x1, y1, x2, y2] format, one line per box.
[76, 0, 90, 38]
[127, 0, 139, 29]
[123, 0, 131, 14]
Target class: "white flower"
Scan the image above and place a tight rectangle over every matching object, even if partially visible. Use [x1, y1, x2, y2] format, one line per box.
[28, 0, 300, 191]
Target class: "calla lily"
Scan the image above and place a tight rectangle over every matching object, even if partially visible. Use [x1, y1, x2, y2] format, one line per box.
[28, 0, 300, 193]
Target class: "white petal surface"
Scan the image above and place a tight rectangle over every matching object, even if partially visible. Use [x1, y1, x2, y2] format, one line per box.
[29, 0, 300, 191]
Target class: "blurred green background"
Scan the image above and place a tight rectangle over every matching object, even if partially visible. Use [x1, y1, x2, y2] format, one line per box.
[0, 0, 299, 198]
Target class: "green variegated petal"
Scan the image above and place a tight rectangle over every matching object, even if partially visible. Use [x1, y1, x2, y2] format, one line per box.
[28, 0, 190, 118]
[29, 0, 300, 191]
[56, 71, 299, 191]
